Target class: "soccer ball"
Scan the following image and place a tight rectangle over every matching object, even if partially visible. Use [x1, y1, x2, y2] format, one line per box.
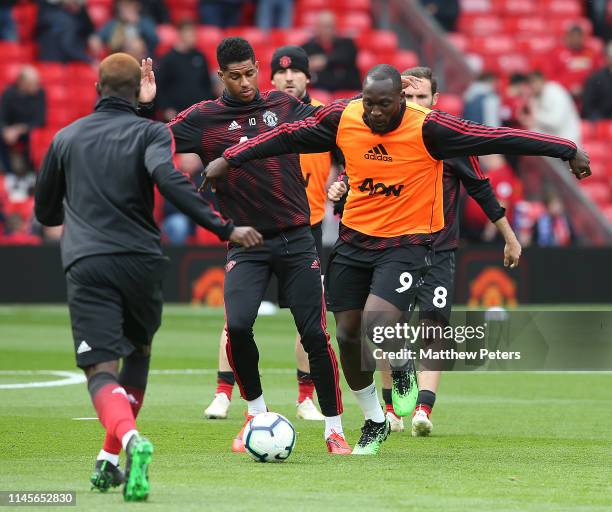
[243, 412, 296, 463]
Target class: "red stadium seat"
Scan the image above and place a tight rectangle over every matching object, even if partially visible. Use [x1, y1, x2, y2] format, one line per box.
[196, 25, 224, 62]
[483, 53, 530, 74]
[542, 0, 582, 17]
[335, 0, 371, 12]
[580, 182, 611, 206]
[601, 204, 612, 223]
[493, 0, 536, 15]
[67, 63, 98, 88]
[338, 12, 372, 35]
[459, 0, 494, 13]
[36, 63, 67, 85]
[469, 35, 514, 55]
[595, 120, 612, 141]
[393, 51, 419, 73]
[156, 24, 178, 56]
[332, 90, 359, 101]
[0, 42, 24, 63]
[87, 3, 112, 28]
[583, 141, 608, 163]
[503, 16, 548, 34]
[435, 95, 464, 117]
[30, 128, 57, 170]
[224, 27, 267, 47]
[295, 0, 327, 11]
[516, 34, 557, 54]
[457, 14, 504, 36]
[281, 28, 311, 47]
[357, 30, 398, 53]
[357, 50, 377, 78]
[447, 32, 468, 53]
[580, 121, 596, 141]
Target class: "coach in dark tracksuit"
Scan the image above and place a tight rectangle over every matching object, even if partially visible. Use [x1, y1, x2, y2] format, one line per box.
[34, 53, 261, 501]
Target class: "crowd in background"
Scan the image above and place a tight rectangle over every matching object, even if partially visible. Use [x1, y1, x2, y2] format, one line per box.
[0, 0, 609, 247]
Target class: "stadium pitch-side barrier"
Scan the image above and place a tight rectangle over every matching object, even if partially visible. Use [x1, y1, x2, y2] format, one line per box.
[2, 245, 610, 305]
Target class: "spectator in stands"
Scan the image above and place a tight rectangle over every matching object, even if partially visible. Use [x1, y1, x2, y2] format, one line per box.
[420, 0, 459, 32]
[0, 65, 46, 175]
[0, 0, 17, 41]
[123, 34, 148, 61]
[199, 0, 247, 29]
[463, 71, 501, 127]
[302, 11, 361, 92]
[582, 41, 612, 120]
[139, 0, 170, 24]
[532, 193, 574, 247]
[500, 73, 531, 130]
[96, 0, 159, 55]
[36, 0, 97, 62]
[256, 0, 293, 31]
[0, 213, 41, 245]
[162, 154, 203, 244]
[586, 0, 611, 42]
[526, 71, 581, 145]
[157, 20, 213, 122]
[548, 24, 603, 99]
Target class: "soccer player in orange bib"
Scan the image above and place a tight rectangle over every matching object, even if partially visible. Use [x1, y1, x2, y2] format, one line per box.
[202, 64, 591, 454]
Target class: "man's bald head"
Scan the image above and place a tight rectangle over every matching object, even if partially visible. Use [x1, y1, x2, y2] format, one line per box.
[97, 53, 141, 100]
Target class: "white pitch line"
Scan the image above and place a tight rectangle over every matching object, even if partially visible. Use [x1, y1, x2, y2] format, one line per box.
[0, 370, 86, 389]
[72, 417, 98, 420]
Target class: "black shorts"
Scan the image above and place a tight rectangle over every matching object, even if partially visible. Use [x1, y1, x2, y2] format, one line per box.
[325, 240, 432, 312]
[417, 249, 455, 324]
[66, 253, 169, 369]
[277, 224, 322, 308]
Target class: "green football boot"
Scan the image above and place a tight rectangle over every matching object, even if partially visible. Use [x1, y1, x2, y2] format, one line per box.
[391, 361, 419, 417]
[90, 459, 124, 492]
[352, 418, 391, 455]
[123, 434, 154, 502]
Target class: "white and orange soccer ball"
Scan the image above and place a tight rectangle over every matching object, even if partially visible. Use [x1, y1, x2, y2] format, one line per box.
[243, 412, 296, 463]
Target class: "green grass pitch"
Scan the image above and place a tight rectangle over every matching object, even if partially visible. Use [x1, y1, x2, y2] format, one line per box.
[1, 305, 611, 511]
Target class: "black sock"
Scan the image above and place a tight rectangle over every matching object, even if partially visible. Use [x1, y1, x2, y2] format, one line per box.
[217, 370, 235, 385]
[120, 351, 151, 390]
[382, 387, 392, 406]
[417, 390, 436, 410]
[297, 369, 313, 384]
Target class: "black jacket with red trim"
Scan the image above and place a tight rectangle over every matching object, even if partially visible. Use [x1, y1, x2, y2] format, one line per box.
[35, 97, 233, 270]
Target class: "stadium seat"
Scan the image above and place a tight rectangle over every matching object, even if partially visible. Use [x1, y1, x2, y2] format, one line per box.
[357, 50, 377, 78]
[224, 27, 267, 48]
[435, 95, 464, 116]
[87, 3, 112, 28]
[469, 35, 515, 55]
[580, 182, 611, 206]
[338, 12, 372, 35]
[196, 25, 224, 62]
[582, 141, 608, 163]
[504, 16, 548, 34]
[276, 28, 311, 47]
[12, 2, 38, 42]
[67, 63, 98, 87]
[482, 53, 530, 74]
[447, 32, 468, 53]
[457, 15, 504, 36]
[548, 17, 592, 36]
[30, 128, 57, 170]
[157, 24, 178, 56]
[601, 204, 612, 223]
[595, 120, 612, 141]
[0, 42, 24, 63]
[459, 0, 494, 13]
[493, 0, 537, 16]
[580, 121, 596, 141]
[357, 30, 398, 53]
[542, 0, 582, 17]
[36, 63, 69, 86]
[393, 51, 419, 73]
[516, 34, 557, 54]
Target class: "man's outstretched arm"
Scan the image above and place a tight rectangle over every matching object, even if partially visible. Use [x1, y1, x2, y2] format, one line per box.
[422, 110, 590, 180]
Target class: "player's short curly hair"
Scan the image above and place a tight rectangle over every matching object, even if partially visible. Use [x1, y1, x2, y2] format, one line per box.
[217, 37, 255, 71]
[364, 64, 402, 94]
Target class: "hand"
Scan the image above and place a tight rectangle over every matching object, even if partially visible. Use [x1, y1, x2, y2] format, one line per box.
[401, 75, 422, 91]
[327, 181, 347, 201]
[198, 157, 231, 192]
[229, 226, 263, 248]
[308, 54, 327, 72]
[569, 148, 591, 180]
[504, 239, 522, 268]
[139, 57, 156, 104]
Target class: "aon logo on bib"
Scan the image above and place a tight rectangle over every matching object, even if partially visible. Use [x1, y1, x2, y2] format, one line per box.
[358, 178, 404, 197]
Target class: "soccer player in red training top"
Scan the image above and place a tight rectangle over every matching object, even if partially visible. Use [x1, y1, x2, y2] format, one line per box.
[139, 38, 351, 454]
[203, 64, 590, 454]
[328, 66, 523, 435]
[203, 45, 336, 423]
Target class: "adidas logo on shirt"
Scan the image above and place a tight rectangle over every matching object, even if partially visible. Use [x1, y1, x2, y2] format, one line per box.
[76, 340, 92, 354]
[228, 120, 241, 131]
[364, 144, 393, 162]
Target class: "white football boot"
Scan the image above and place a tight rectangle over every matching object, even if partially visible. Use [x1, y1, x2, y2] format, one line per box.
[296, 397, 325, 420]
[204, 392, 230, 419]
[385, 411, 405, 433]
[411, 407, 433, 437]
